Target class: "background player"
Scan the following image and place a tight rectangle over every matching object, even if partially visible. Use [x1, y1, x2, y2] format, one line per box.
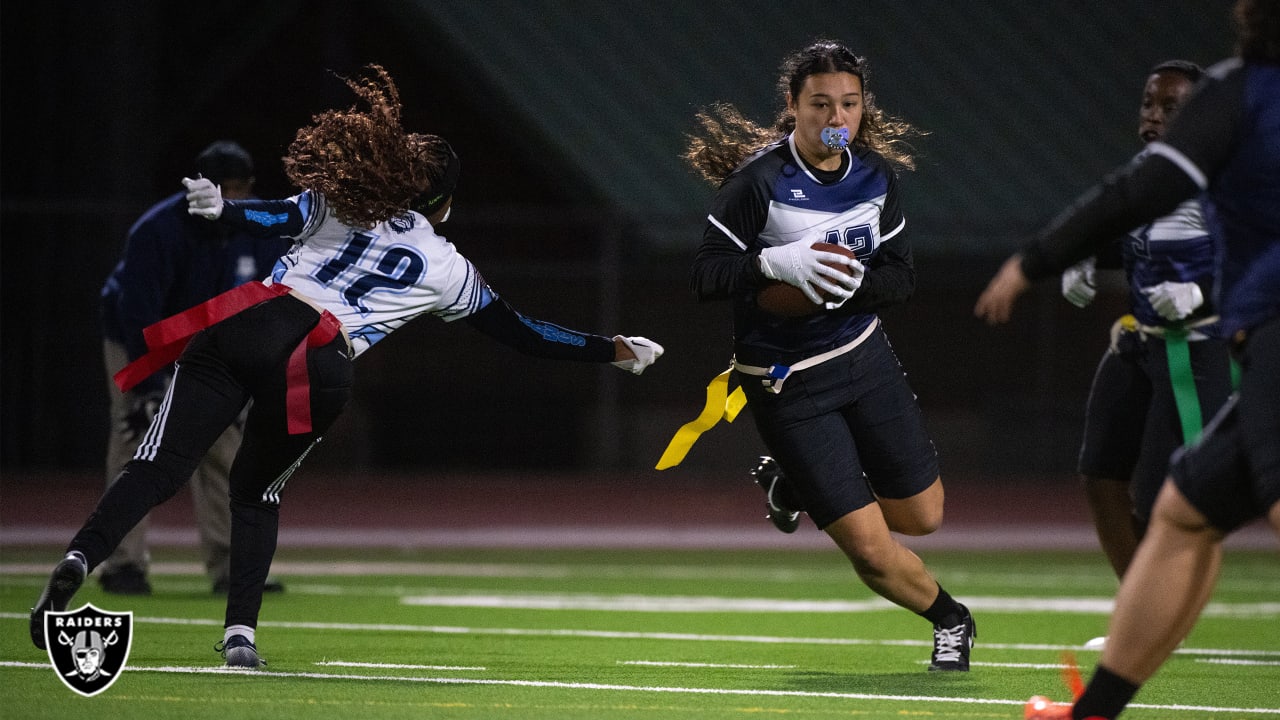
[977, 1, 1280, 716]
[1058, 61, 1233, 583]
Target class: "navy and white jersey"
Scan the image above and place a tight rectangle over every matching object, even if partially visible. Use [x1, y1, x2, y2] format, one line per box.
[1023, 59, 1280, 340]
[691, 134, 915, 367]
[1122, 194, 1216, 328]
[220, 191, 616, 362]
[258, 191, 489, 356]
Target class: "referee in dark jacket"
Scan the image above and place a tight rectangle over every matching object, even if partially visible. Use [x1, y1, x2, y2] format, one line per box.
[99, 141, 290, 595]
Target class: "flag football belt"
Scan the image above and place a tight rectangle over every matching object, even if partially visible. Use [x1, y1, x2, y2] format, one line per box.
[733, 317, 879, 395]
[1113, 313, 1238, 444]
[654, 318, 878, 470]
[113, 282, 342, 435]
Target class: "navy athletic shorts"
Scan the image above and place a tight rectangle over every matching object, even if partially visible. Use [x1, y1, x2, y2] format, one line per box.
[737, 326, 939, 529]
[1078, 327, 1233, 520]
[1169, 317, 1280, 533]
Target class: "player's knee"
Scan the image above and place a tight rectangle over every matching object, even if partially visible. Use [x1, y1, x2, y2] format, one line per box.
[880, 480, 944, 536]
[888, 507, 943, 536]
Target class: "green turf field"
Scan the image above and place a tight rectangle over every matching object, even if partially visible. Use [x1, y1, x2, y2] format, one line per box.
[2, 546, 1277, 719]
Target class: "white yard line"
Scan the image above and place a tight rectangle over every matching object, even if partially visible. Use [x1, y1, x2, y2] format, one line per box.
[1, 660, 1277, 715]
[4, 522, 1274, 550]
[2, 612, 1277, 657]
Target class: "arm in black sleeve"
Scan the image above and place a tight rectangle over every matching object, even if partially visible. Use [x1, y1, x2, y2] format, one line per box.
[1020, 61, 1245, 281]
[690, 170, 770, 300]
[1094, 236, 1124, 269]
[833, 231, 915, 314]
[1019, 158, 1201, 280]
[219, 198, 308, 238]
[690, 225, 769, 300]
[463, 297, 616, 362]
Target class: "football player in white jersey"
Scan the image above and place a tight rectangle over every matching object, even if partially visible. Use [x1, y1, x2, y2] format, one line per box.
[31, 65, 662, 668]
[684, 40, 974, 672]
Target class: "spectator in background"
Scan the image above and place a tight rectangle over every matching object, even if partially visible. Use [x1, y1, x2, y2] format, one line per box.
[99, 141, 290, 595]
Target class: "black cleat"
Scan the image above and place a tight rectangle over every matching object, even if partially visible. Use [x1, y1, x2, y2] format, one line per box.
[216, 634, 267, 668]
[750, 456, 801, 533]
[928, 603, 976, 671]
[30, 553, 88, 650]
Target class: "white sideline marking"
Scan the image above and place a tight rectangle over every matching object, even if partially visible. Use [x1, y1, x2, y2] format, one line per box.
[1196, 658, 1280, 667]
[402, 593, 896, 613]
[316, 661, 486, 671]
[5, 521, 1276, 550]
[1, 661, 1277, 714]
[398, 592, 1280, 618]
[619, 660, 796, 669]
[3, 612, 1278, 657]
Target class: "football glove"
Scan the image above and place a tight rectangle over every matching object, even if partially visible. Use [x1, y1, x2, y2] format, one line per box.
[759, 242, 860, 306]
[611, 336, 664, 375]
[1142, 281, 1204, 321]
[1061, 257, 1097, 308]
[182, 176, 224, 220]
[121, 392, 163, 444]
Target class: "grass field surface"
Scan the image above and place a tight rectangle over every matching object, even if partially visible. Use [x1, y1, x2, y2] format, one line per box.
[2, 546, 1278, 719]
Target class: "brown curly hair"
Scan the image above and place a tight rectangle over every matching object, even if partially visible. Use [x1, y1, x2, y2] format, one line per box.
[683, 39, 922, 185]
[283, 64, 454, 228]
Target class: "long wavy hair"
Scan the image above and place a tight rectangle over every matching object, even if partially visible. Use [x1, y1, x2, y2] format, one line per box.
[684, 39, 922, 185]
[283, 64, 454, 228]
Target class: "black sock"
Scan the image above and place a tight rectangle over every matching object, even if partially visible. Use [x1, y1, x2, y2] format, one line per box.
[1074, 664, 1139, 720]
[918, 586, 962, 627]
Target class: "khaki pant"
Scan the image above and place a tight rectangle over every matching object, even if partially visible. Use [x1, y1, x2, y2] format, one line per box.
[102, 339, 236, 584]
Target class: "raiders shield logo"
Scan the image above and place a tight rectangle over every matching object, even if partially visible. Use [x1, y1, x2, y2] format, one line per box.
[43, 603, 133, 697]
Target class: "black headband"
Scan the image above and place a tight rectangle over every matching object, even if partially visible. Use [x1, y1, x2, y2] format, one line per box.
[413, 143, 461, 216]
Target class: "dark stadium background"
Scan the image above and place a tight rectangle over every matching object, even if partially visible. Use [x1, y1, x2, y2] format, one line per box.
[1, 1, 1234, 487]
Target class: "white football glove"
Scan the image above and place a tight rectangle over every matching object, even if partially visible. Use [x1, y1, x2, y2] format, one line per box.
[1061, 257, 1097, 308]
[822, 258, 866, 309]
[1142, 281, 1204, 321]
[610, 336, 664, 375]
[759, 242, 860, 305]
[182, 176, 224, 220]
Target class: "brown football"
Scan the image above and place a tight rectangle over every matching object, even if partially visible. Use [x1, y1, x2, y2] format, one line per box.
[756, 242, 857, 317]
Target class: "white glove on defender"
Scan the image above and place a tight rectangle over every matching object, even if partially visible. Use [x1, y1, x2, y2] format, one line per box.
[1142, 281, 1204, 321]
[758, 243, 860, 305]
[1061, 257, 1097, 308]
[611, 336, 664, 375]
[182, 176, 224, 220]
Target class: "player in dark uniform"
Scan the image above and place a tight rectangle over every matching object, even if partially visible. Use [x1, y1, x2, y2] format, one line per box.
[30, 65, 663, 668]
[977, 1, 1280, 716]
[1058, 61, 1234, 583]
[686, 39, 974, 672]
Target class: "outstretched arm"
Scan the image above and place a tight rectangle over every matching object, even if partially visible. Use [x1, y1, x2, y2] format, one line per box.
[463, 298, 662, 374]
[183, 176, 307, 238]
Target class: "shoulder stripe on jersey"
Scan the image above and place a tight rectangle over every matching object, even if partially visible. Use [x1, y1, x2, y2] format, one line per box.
[882, 217, 906, 243]
[1147, 142, 1208, 190]
[708, 214, 749, 251]
[297, 191, 327, 239]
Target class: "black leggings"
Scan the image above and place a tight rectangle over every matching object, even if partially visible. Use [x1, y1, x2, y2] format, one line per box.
[71, 295, 353, 628]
